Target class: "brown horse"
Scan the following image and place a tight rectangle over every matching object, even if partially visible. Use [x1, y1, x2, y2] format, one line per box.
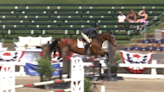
[42, 32, 116, 75]
[50, 31, 116, 58]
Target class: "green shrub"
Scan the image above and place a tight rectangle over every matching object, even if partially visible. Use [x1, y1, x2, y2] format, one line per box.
[84, 76, 92, 92]
[115, 53, 122, 63]
[36, 57, 55, 82]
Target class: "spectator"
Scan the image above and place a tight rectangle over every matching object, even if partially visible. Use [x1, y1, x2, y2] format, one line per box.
[117, 11, 126, 28]
[126, 9, 137, 23]
[136, 9, 148, 24]
[117, 11, 126, 23]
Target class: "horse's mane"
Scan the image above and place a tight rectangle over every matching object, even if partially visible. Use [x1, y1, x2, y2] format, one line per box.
[93, 32, 108, 39]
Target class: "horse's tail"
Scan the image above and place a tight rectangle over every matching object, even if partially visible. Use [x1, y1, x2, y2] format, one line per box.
[50, 39, 61, 56]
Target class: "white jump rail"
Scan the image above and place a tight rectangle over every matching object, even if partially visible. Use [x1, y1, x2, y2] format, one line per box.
[118, 60, 164, 79]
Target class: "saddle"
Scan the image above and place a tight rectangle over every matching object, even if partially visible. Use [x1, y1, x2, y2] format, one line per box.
[77, 38, 91, 55]
[77, 38, 87, 48]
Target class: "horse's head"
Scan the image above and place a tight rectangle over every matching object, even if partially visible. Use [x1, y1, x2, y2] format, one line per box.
[107, 31, 117, 47]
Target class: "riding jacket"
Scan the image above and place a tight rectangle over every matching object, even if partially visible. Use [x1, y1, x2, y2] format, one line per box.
[82, 27, 97, 38]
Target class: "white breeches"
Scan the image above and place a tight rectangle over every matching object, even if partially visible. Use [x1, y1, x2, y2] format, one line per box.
[81, 32, 92, 43]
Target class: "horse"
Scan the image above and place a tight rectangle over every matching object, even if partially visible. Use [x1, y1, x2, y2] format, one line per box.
[50, 31, 116, 57]
[42, 31, 116, 75]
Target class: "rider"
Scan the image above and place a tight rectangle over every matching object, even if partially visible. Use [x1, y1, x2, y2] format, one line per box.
[81, 23, 99, 54]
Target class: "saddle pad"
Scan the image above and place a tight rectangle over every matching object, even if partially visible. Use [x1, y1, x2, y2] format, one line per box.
[102, 40, 109, 52]
[77, 39, 85, 48]
[102, 40, 109, 49]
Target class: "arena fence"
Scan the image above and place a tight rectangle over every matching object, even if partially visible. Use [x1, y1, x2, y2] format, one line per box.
[1, 59, 163, 79]
[118, 60, 164, 79]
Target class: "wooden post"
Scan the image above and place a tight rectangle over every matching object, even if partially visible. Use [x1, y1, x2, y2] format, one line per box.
[61, 46, 71, 77]
[107, 42, 117, 81]
[107, 42, 112, 81]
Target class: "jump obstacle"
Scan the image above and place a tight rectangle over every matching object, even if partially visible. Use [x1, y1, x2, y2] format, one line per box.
[0, 57, 106, 92]
[57, 56, 107, 80]
[79, 42, 119, 81]
[0, 57, 85, 92]
[59, 42, 120, 81]
[51, 41, 119, 81]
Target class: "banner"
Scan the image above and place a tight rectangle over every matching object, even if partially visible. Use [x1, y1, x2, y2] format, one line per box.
[119, 50, 153, 74]
[25, 63, 60, 76]
[0, 51, 24, 62]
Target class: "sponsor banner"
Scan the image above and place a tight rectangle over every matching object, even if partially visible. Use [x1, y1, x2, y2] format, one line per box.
[25, 63, 60, 76]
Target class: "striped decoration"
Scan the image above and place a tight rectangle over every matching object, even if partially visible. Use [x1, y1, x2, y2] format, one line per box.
[83, 64, 94, 68]
[48, 89, 71, 92]
[15, 78, 71, 88]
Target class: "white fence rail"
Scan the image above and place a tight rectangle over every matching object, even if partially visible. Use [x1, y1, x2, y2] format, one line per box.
[118, 60, 164, 79]
[0, 60, 164, 79]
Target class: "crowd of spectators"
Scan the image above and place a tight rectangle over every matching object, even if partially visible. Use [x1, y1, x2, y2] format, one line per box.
[117, 9, 148, 28]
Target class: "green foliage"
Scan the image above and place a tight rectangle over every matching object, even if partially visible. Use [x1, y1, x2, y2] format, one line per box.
[115, 53, 122, 63]
[84, 76, 92, 92]
[36, 57, 55, 82]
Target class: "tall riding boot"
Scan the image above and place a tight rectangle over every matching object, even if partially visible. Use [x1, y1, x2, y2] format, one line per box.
[85, 43, 90, 55]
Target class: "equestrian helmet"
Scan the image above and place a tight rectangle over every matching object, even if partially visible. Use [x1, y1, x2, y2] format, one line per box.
[94, 23, 99, 28]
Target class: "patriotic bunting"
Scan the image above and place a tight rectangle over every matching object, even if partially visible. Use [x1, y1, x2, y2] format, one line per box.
[120, 50, 153, 74]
